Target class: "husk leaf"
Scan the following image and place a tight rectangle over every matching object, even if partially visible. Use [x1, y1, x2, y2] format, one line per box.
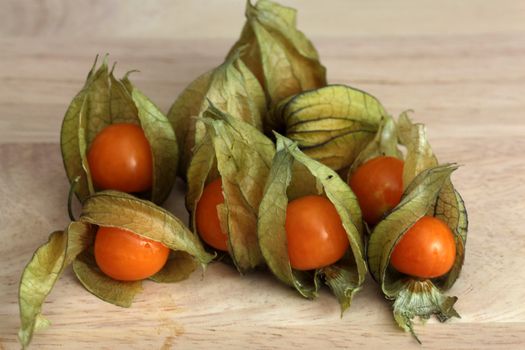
[348, 114, 402, 180]
[367, 163, 459, 338]
[186, 104, 275, 272]
[73, 250, 143, 308]
[275, 85, 386, 171]
[431, 186, 468, 290]
[61, 56, 177, 204]
[18, 222, 93, 348]
[167, 50, 266, 178]
[364, 111, 469, 338]
[393, 279, 460, 342]
[130, 84, 178, 204]
[149, 251, 198, 283]
[186, 129, 216, 219]
[398, 112, 468, 290]
[398, 111, 438, 188]
[79, 191, 214, 268]
[61, 56, 110, 201]
[320, 255, 362, 316]
[257, 134, 366, 310]
[227, 0, 327, 114]
[367, 164, 458, 295]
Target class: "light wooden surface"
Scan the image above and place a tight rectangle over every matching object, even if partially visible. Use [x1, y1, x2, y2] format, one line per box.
[1, 1, 525, 349]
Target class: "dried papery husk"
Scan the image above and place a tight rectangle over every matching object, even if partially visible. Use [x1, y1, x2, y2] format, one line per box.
[167, 50, 266, 178]
[186, 105, 275, 272]
[397, 112, 468, 290]
[367, 112, 468, 339]
[273, 85, 386, 172]
[347, 114, 403, 180]
[18, 192, 212, 348]
[60, 56, 178, 204]
[257, 134, 366, 313]
[18, 222, 94, 349]
[78, 191, 214, 274]
[227, 0, 327, 117]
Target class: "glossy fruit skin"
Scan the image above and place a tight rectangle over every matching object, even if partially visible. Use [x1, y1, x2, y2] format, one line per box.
[87, 123, 153, 193]
[94, 226, 169, 281]
[195, 178, 228, 251]
[390, 216, 456, 279]
[349, 156, 404, 225]
[285, 195, 349, 271]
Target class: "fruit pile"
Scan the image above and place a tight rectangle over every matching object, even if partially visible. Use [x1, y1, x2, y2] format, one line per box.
[18, 1, 468, 347]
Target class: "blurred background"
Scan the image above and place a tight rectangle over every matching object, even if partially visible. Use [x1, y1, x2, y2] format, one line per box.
[2, 0, 523, 38]
[1, 0, 524, 143]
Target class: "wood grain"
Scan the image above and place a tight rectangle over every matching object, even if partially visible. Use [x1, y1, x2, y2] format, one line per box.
[2, 0, 525, 38]
[1, 0, 525, 349]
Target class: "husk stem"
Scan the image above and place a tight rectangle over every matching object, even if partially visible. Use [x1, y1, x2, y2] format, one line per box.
[392, 279, 460, 343]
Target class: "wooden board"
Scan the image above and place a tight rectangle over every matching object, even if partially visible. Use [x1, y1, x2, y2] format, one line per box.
[1, 1, 525, 349]
[1, 141, 524, 349]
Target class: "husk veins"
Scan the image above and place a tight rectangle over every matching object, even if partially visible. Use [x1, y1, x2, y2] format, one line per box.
[366, 112, 468, 339]
[257, 134, 366, 312]
[186, 104, 275, 272]
[274, 85, 386, 172]
[60, 55, 178, 204]
[19, 191, 211, 348]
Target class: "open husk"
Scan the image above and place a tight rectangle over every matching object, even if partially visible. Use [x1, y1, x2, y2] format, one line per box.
[257, 134, 367, 313]
[367, 113, 468, 340]
[18, 192, 212, 348]
[61, 56, 178, 204]
[186, 105, 275, 272]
